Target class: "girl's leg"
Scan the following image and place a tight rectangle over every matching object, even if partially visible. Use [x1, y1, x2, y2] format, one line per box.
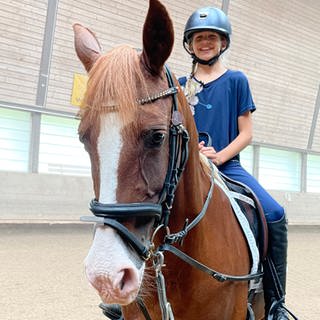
[219, 161, 284, 222]
[220, 161, 290, 319]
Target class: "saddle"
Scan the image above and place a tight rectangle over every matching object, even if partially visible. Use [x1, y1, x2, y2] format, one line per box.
[198, 132, 268, 261]
[220, 172, 268, 261]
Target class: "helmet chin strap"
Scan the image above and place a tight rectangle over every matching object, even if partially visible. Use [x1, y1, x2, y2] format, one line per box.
[183, 41, 222, 67]
[191, 52, 221, 66]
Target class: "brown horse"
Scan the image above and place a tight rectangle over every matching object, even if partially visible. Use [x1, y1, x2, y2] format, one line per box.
[74, 0, 264, 319]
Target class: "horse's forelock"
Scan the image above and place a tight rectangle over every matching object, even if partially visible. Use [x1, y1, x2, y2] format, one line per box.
[80, 45, 148, 126]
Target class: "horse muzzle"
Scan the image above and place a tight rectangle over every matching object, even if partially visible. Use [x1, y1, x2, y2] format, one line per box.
[84, 225, 145, 305]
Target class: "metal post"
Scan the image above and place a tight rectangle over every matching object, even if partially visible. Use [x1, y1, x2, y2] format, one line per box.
[252, 144, 260, 180]
[221, 0, 230, 14]
[300, 153, 307, 192]
[29, 0, 59, 173]
[307, 84, 320, 150]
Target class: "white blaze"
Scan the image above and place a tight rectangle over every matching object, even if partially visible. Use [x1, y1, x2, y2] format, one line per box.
[87, 112, 145, 305]
[97, 113, 122, 204]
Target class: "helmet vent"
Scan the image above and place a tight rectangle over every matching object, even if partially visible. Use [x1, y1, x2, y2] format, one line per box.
[199, 13, 208, 18]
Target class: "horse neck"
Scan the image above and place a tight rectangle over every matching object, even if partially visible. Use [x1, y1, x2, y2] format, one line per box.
[171, 139, 211, 230]
[166, 92, 211, 229]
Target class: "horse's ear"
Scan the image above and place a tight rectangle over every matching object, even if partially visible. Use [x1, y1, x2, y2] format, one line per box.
[141, 0, 174, 76]
[73, 23, 102, 72]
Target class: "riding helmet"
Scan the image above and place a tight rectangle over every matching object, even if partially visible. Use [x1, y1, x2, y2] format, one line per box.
[183, 7, 232, 50]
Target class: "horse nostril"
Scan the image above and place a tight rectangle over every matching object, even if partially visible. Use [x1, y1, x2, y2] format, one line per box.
[117, 268, 138, 294]
[120, 271, 126, 290]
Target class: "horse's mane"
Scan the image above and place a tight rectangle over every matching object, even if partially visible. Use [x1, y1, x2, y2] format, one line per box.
[199, 153, 212, 176]
[80, 45, 147, 125]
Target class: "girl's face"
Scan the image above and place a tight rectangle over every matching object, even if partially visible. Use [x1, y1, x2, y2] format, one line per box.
[190, 31, 226, 61]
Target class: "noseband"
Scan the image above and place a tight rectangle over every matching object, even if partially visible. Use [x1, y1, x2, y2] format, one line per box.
[81, 65, 190, 260]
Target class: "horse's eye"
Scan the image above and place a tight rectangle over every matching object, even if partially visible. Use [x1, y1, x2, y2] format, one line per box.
[152, 131, 165, 145]
[79, 134, 85, 144]
[79, 130, 90, 145]
[143, 130, 166, 148]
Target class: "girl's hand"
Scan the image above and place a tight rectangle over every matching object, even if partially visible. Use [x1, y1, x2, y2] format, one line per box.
[199, 141, 224, 166]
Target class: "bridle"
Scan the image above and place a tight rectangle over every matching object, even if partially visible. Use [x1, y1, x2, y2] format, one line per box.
[80, 65, 190, 261]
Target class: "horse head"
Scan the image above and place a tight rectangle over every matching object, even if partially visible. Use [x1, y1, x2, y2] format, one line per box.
[73, 0, 195, 307]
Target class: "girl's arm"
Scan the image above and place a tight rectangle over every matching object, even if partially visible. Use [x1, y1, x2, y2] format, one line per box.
[199, 111, 252, 166]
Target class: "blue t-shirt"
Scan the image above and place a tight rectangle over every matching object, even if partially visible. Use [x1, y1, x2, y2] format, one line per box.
[178, 70, 256, 154]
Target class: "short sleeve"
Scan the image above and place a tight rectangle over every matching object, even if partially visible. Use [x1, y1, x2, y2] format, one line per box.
[236, 72, 256, 116]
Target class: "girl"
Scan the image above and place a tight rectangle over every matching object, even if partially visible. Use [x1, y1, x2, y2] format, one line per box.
[179, 7, 291, 319]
